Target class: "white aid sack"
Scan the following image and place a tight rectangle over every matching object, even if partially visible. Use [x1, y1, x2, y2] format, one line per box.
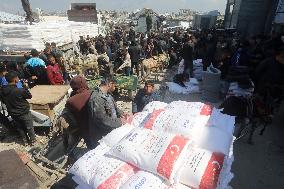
[120, 171, 191, 189]
[89, 156, 138, 189]
[100, 125, 135, 147]
[180, 148, 225, 189]
[142, 106, 212, 137]
[108, 128, 190, 184]
[207, 108, 235, 135]
[129, 112, 151, 128]
[166, 101, 213, 116]
[69, 143, 111, 185]
[217, 142, 235, 189]
[191, 126, 233, 156]
[142, 101, 168, 113]
[120, 171, 170, 189]
[70, 143, 138, 189]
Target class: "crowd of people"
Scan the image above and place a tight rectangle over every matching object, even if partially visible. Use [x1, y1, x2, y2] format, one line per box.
[1, 26, 284, 148]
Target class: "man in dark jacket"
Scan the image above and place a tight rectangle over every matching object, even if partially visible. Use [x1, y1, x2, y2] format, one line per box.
[128, 41, 141, 76]
[132, 81, 160, 113]
[182, 35, 193, 77]
[128, 27, 136, 42]
[87, 76, 127, 149]
[254, 49, 284, 98]
[1, 71, 36, 145]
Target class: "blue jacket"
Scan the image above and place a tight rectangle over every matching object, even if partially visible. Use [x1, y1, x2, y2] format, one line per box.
[0, 76, 23, 88]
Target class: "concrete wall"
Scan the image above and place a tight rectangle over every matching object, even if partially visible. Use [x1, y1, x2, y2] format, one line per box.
[237, 0, 278, 38]
[225, 0, 279, 38]
[193, 15, 217, 29]
[224, 0, 242, 29]
[274, 0, 284, 24]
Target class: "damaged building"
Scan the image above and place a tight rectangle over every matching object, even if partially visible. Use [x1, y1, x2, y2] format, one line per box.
[67, 3, 98, 23]
[224, 0, 279, 38]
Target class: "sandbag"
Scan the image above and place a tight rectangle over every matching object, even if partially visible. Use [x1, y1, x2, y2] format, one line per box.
[108, 128, 191, 184]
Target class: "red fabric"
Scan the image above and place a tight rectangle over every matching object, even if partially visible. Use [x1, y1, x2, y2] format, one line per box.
[144, 109, 165, 129]
[157, 135, 188, 179]
[66, 90, 91, 113]
[70, 76, 89, 96]
[46, 64, 64, 85]
[199, 152, 225, 189]
[66, 76, 91, 130]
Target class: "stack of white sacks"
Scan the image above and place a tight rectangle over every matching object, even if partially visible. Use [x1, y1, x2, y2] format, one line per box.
[69, 101, 235, 189]
[0, 20, 99, 52]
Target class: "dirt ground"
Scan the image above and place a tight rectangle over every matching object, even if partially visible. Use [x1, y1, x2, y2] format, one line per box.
[230, 103, 284, 189]
[1, 66, 284, 188]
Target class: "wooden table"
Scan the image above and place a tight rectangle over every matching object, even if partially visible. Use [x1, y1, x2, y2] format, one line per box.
[28, 85, 70, 124]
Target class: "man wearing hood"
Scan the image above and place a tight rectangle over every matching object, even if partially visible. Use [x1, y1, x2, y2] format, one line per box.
[62, 76, 93, 149]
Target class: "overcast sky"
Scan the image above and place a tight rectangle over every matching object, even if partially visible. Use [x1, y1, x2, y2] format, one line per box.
[1, 0, 227, 14]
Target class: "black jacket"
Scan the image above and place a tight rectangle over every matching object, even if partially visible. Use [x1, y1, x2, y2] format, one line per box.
[1, 85, 32, 117]
[132, 89, 160, 113]
[182, 42, 193, 61]
[128, 45, 141, 63]
[254, 57, 284, 96]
